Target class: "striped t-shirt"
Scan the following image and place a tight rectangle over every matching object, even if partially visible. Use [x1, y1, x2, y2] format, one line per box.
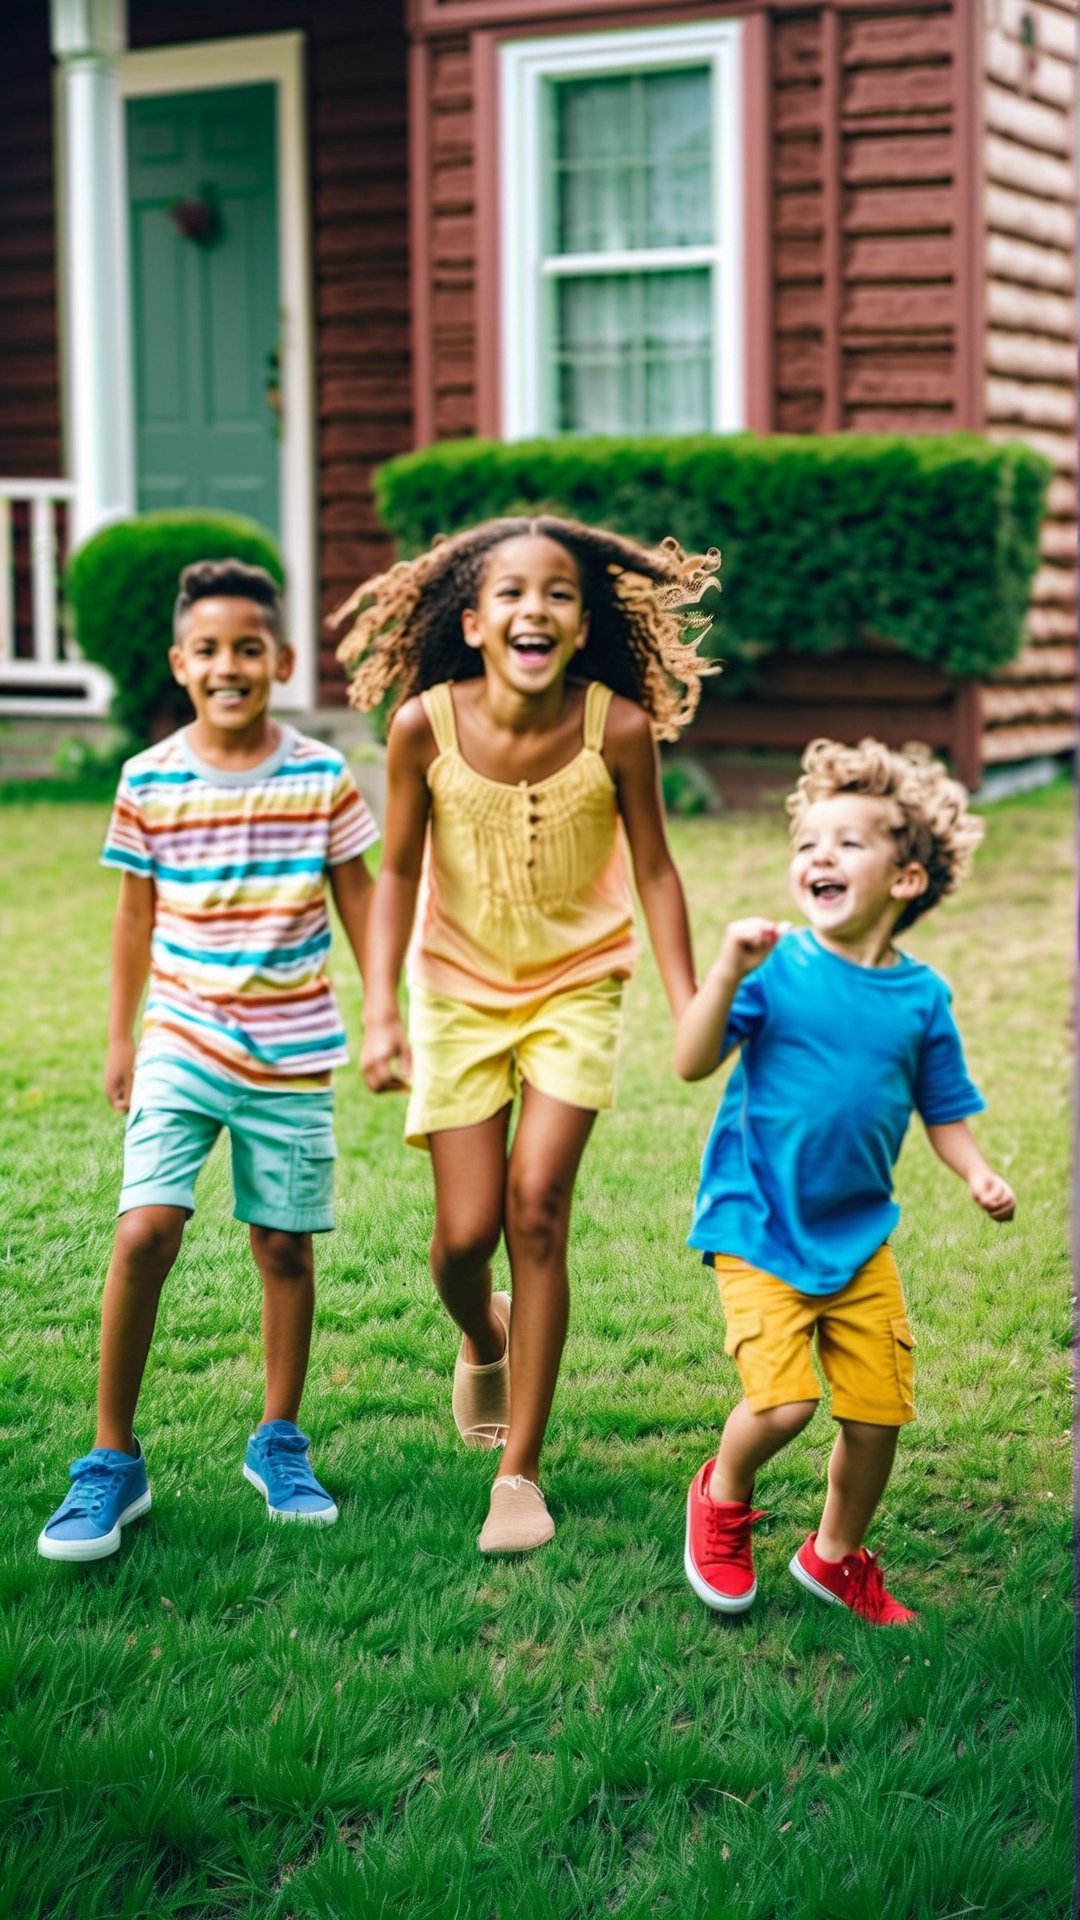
[102, 725, 379, 1089]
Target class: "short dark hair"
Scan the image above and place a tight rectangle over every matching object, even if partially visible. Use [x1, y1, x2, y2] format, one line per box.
[173, 559, 285, 644]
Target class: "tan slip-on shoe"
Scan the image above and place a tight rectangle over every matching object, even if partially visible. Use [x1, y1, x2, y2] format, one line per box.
[451, 1290, 511, 1449]
[477, 1474, 555, 1554]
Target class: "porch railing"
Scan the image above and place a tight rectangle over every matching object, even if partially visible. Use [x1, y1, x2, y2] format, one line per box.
[0, 481, 112, 716]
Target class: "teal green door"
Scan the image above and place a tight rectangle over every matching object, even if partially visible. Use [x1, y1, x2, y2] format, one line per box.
[127, 86, 280, 534]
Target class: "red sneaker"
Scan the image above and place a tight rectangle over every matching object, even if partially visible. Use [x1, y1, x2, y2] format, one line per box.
[684, 1461, 766, 1613]
[790, 1532, 917, 1625]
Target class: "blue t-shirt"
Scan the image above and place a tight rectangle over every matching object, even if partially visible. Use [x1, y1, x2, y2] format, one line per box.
[688, 929, 985, 1295]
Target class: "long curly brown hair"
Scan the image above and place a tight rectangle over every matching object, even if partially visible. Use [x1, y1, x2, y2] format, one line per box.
[333, 515, 720, 741]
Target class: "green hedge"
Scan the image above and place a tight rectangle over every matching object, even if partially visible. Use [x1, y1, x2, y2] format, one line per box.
[67, 509, 284, 744]
[373, 434, 1050, 680]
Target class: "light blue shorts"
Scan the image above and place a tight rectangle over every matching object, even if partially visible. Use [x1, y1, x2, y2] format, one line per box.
[119, 1063, 337, 1234]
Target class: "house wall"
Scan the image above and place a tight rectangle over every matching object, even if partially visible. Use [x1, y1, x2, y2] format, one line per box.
[978, 0, 1077, 767]
[0, 10, 63, 480]
[408, 0, 1077, 779]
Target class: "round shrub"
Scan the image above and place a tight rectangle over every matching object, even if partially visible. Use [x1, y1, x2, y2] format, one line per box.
[66, 510, 284, 743]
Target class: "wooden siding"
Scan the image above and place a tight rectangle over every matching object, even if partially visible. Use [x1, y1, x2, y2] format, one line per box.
[775, 6, 963, 435]
[0, 11, 63, 480]
[127, 1, 413, 703]
[428, 37, 477, 442]
[980, 0, 1078, 767]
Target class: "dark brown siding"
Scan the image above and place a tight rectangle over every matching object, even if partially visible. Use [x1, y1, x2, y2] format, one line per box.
[775, 7, 963, 435]
[429, 38, 477, 440]
[0, 10, 62, 478]
[130, 0, 412, 702]
[979, 0, 1078, 767]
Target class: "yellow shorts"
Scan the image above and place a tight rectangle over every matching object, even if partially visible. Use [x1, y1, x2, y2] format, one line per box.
[710, 1244, 916, 1426]
[405, 976, 624, 1150]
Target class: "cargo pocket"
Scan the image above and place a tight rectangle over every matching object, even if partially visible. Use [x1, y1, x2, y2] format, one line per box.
[289, 1126, 338, 1211]
[890, 1316, 916, 1413]
[723, 1311, 765, 1398]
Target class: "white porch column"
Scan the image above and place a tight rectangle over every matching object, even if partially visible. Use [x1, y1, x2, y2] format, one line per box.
[51, 0, 135, 546]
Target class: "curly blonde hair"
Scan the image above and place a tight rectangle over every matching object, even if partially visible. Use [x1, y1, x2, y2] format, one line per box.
[786, 738, 984, 929]
[333, 515, 720, 741]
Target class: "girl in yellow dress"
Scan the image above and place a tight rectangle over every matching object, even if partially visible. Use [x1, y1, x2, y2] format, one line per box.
[337, 515, 717, 1552]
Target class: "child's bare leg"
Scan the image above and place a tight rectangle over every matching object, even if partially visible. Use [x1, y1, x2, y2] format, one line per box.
[815, 1419, 899, 1560]
[709, 1398, 817, 1503]
[429, 1106, 512, 1362]
[251, 1226, 315, 1426]
[499, 1085, 596, 1484]
[95, 1204, 186, 1453]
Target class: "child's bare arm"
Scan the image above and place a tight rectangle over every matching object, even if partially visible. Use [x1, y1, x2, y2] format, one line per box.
[675, 919, 782, 1081]
[104, 872, 155, 1111]
[608, 703, 695, 1018]
[328, 854, 374, 986]
[361, 701, 431, 1092]
[925, 1120, 1016, 1221]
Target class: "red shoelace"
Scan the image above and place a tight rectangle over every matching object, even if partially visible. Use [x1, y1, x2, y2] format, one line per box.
[843, 1550, 915, 1625]
[702, 1503, 766, 1568]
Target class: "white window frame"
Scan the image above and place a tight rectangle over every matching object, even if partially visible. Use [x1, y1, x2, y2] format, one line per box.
[500, 22, 744, 440]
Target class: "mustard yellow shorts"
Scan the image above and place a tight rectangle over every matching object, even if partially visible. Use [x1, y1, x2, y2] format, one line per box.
[405, 976, 624, 1150]
[710, 1244, 916, 1426]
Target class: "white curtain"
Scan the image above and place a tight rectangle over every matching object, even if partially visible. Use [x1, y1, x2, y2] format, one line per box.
[552, 67, 714, 432]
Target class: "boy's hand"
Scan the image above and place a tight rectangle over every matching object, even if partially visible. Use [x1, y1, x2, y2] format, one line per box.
[969, 1167, 1016, 1222]
[721, 917, 786, 982]
[361, 1011, 413, 1093]
[104, 1038, 136, 1112]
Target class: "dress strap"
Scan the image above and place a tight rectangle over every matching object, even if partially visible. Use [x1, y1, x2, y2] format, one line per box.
[583, 681, 614, 753]
[420, 682, 459, 756]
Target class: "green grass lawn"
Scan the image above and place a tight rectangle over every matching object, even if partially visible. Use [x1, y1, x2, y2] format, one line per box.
[0, 781, 1072, 1920]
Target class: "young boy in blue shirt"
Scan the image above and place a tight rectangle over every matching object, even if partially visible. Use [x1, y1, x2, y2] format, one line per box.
[677, 738, 1015, 1625]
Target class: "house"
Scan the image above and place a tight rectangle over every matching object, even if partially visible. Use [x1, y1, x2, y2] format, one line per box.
[1, 0, 1075, 784]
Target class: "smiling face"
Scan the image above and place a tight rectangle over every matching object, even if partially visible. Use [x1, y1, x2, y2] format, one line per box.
[169, 596, 293, 747]
[789, 793, 928, 959]
[460, 534, 588, 694]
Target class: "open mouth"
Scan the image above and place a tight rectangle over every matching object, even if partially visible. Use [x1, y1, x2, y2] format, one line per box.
[809, 880, 846, 901]
[509, 635, 556, 658]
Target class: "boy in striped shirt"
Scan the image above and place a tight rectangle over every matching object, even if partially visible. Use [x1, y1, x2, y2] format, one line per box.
[39, 561, 378, 1560]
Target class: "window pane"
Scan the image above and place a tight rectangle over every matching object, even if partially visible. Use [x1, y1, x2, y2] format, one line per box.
[555, 271, 711, 433]
[643, 272, 711, 429]
[553, 66, 711, 254]
[559, 164, 634, 256]
[555, 277, 632, 430]
[644, 71, 712, 246]
[558, 76, 633, 162]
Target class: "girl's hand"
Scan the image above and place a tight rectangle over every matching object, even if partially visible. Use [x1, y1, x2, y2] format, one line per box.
[361, 1010, 413, 1093]
[969, 1167, 1016, 1222]
[721, 917, 786, 981]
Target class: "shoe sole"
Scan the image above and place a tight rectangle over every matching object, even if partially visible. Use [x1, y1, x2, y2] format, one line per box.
[789, 1552, 843, 1606]
[478, 1518, 556, 1554]
[37, 1488, 152, 1563]
[683, 1489, 756, 1614]
[242, 1464, 338, 1525]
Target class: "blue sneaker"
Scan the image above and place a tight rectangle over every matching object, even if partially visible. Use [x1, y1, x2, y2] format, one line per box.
[243, 1421, 338, 1525]
[38, 1443, 151, 1562]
